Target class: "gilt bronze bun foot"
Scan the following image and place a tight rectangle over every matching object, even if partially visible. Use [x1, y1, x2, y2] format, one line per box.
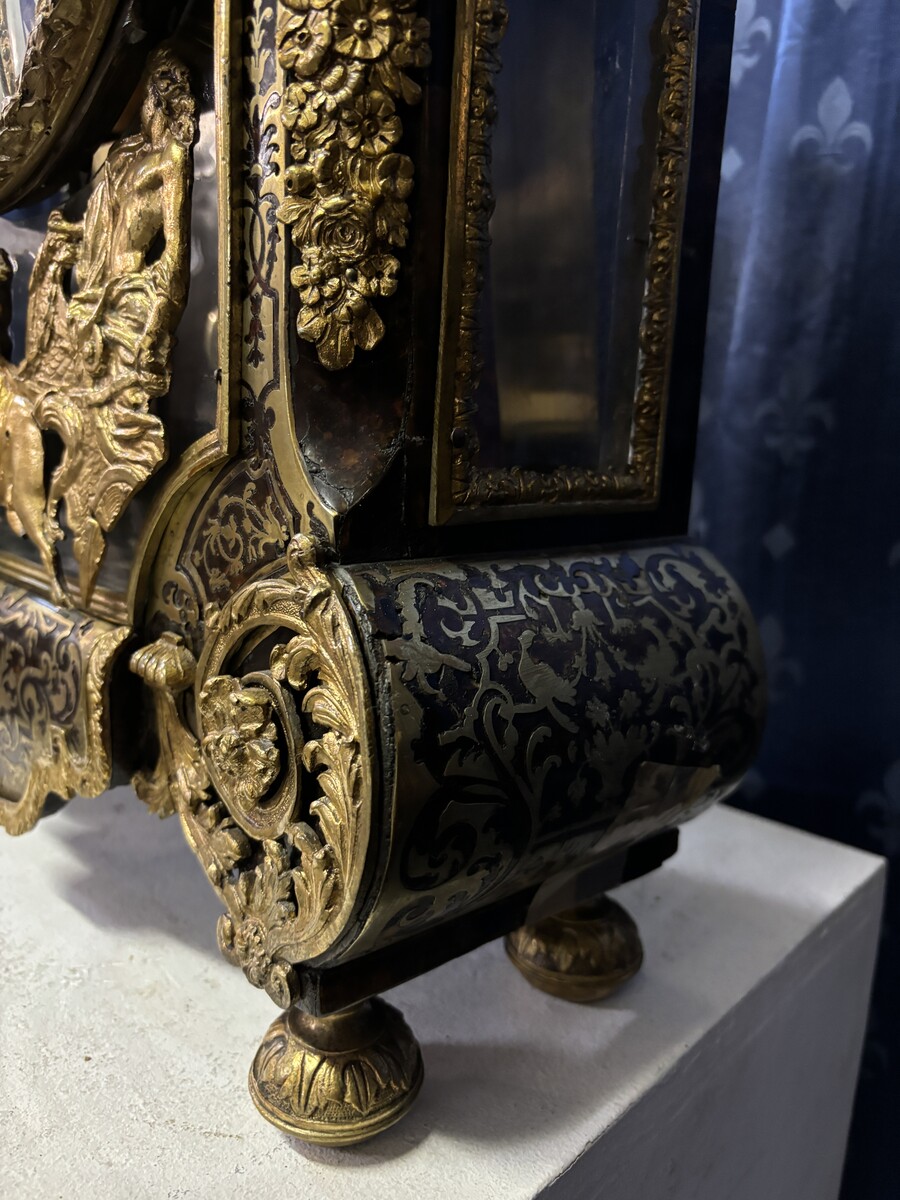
[506, 895, 644, 1004]
[249, 998, 424, 1146]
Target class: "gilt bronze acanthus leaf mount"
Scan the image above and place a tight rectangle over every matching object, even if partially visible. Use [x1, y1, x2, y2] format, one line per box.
[131, 631, 208, 819]
[130, 534, 376, 1004]
[250, 997, 424, 1145]
[506, 896, 645, 1004]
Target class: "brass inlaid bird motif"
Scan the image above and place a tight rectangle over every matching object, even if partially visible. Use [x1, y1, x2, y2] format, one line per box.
[516, 627, 579, 733]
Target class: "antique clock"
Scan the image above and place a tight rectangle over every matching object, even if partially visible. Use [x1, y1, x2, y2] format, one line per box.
[0, 0, 763, 1148]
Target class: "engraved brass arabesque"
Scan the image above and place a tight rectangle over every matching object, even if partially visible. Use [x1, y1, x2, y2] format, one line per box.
[0, 583, 128, 835]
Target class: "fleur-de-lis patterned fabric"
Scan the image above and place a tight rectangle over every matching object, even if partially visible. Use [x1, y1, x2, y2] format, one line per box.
[693, 0, 899, 1193]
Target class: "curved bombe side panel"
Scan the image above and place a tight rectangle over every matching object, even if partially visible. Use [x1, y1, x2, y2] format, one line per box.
[127, 535, 763, 1011]
[339, 540, 765, 960]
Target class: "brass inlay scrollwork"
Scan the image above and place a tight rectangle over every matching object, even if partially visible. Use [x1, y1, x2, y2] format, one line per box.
[0, 50, 197, 605]
[0, 583, 129, 835]
[131, 534, 375, 1005]
[277, 0, 430, 369]
[345, 543, 764, 952]
[432, 0, 698, 520]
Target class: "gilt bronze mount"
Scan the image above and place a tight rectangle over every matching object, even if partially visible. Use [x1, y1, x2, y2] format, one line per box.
[506, 896, 645, 1004]
[0, 0, 760, 1148]
[250, 997, 425, 1145]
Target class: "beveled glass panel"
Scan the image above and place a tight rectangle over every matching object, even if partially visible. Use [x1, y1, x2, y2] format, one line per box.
[477, 0, 602, 472]
[432, 0, 691, 522]
[475, 0, 661, 473]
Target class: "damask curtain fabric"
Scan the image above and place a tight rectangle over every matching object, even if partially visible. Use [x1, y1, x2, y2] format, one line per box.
[693, 0, 900, 1192]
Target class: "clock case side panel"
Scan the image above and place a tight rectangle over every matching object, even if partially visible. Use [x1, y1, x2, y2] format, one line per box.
[333, 0, 736, 565]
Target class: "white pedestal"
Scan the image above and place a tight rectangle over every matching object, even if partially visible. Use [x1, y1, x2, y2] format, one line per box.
[0, 795, 884, 1199]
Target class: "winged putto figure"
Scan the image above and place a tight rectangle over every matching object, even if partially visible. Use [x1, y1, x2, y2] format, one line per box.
[0, 49, 196, 604]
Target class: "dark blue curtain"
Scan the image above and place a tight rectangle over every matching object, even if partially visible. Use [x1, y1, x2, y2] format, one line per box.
[693, 0, 900, 1194]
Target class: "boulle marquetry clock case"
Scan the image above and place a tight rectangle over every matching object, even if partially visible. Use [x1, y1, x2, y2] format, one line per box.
[0, 0, 764, 1147]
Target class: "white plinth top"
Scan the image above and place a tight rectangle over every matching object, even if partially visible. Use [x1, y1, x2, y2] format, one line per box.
[0, 793, 884, 1199]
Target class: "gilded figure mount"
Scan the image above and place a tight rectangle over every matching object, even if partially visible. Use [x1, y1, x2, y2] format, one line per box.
[0, 49, 196, 605]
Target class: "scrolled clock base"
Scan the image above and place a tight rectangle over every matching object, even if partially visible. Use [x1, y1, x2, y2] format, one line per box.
[248, 997, 424, 1146]
[505, 895, 644, 1004]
